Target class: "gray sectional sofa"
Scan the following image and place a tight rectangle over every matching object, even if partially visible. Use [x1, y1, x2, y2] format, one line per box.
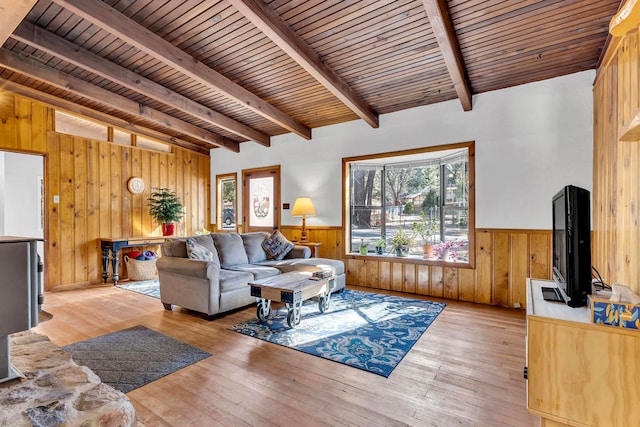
[156, 231, 346, 317]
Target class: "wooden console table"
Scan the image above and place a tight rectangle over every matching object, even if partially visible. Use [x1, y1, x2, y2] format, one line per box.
[100, 237, 165, 285]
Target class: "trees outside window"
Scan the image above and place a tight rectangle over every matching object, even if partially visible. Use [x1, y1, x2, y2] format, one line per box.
[343, 142, 474, 265]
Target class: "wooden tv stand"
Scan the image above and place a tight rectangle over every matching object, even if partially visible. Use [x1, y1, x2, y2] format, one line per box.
[526, 279, 640, 426]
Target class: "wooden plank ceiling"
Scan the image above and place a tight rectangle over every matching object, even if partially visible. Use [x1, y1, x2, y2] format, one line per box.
[0, 0, 621, 154]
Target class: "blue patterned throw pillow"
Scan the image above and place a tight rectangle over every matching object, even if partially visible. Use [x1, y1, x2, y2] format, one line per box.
[261, 230, 294, 260]
[186, 238, 215, 261]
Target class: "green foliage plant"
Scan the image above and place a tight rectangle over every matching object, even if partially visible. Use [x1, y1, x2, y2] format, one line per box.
[412, 212, 439, 245]
[147, 188, 184, 224]
[389, 228, 413, 249]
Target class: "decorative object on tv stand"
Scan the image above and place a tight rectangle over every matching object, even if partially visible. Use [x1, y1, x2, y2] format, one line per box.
[291, 197, 316, 243]
[147, 188, 184, 236]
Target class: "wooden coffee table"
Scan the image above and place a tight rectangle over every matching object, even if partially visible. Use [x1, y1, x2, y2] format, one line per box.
[249, 271, 336, 327]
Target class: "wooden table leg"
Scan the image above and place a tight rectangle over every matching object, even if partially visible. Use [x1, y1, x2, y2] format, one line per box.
[101, 247, 110, 283]
[111, 248, 120, 285]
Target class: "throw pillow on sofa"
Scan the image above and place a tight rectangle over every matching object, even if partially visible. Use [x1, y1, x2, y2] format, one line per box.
[262, 230, 294, 260]
[186, 238, 216, 261]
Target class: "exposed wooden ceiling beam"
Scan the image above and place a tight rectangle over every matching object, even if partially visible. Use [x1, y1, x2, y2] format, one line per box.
[12, 21, 270, 147]
[0, 48, 239, 152]
[422, 0, 473, 111]
[52, 0, 312, 140]
[0, 79, 210, 155]
[227, 0, 379, 129]
[0, 0, 37, 45]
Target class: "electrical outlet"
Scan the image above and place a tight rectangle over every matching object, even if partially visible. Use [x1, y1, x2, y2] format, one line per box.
[53, 195, 60, 204]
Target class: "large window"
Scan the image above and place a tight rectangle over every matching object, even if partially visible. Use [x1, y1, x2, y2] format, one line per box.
[343, 142, 474, 266]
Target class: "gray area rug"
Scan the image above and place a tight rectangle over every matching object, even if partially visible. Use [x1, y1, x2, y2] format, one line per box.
[63, 325, 210, 393]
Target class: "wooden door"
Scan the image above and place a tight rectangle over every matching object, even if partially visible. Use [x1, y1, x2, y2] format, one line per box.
[242, 165, 280, 232]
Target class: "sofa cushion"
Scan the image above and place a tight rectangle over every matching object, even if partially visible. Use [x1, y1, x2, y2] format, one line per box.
[186, 238, 216, 262]
[241, 232, 270, 263]
[224, 264, 281, 280]
[218, 269, 254, 293]
[261, 230, 294, 260]
[162, 239, 188, 258]
[212, 233, 249, 267]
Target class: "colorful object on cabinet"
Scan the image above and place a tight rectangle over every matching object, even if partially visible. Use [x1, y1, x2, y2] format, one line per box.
[590, 296, 640, 330]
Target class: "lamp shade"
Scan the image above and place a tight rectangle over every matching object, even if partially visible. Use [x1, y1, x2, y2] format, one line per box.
[291, 197, 316, 217]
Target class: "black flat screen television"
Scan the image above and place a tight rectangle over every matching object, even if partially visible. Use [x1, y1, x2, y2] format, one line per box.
[551, 185, 591, 307]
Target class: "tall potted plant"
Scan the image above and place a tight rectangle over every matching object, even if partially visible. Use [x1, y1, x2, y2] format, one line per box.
[147, 188, 184, 236]
[412, 212, 439, 258]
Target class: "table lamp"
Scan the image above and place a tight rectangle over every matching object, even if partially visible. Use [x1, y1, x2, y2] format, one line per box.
[291, 197, 316, 243]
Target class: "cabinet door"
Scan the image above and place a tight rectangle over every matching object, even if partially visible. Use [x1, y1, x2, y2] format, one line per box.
[528, 315, 640, 426]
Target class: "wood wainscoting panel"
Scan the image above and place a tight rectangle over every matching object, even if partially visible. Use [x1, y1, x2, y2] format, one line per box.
[0, 92, 211, 290]
[298, 227, 552, 308]
[492, 231, 510, 307]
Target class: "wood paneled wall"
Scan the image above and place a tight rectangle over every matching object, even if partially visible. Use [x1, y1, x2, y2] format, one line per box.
[593, 27, 640, 291]
[0, 92, 210, 291]
[280, 227, 552, 308]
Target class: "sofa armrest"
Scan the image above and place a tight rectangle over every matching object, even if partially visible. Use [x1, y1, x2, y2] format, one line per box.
[156, 256, 219, 280]
[284, 245, 311, 259]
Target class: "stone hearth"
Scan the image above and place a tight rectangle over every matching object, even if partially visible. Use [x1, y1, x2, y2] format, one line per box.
[0, 331, 136, 426]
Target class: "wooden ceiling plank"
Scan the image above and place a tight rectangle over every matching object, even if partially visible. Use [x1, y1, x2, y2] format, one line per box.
[226, 0, 379, 128]
[0, 0, 37, 45]
[0, 48, 239, 152]
[458, 3, 614, 47]
[294, 0, 389, 40]
[422, 0, 473, 111]
[12, 21, 271, 147]
[0, 78, 209, 155]
[310, 2, 425, 52]
[466, 34, 607, 71]
[466, 28, 609, 68]
[52, 0, 311, 139]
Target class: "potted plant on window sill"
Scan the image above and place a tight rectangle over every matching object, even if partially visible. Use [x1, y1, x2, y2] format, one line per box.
[432, 240, 466, 262]
[374, 237, 387, 255]
[147, 188, 184, 236]
[412, 212, 439, 259]
[389, 228, 413, 257]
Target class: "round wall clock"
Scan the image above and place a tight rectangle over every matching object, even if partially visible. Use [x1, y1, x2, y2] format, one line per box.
[127, 177, 145, 194]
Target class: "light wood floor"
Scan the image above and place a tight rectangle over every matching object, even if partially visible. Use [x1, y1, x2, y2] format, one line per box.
[34, 284, 538, 427]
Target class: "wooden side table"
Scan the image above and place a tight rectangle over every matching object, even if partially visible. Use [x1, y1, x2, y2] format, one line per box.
[294, 242, 322, 257]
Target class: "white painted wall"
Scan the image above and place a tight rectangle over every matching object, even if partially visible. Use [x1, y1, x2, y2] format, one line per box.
[2, 152, 45, 261]
[211, 71, 594, 230]
[4, 152, 44, 240]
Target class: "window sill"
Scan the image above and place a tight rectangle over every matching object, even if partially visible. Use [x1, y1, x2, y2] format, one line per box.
[345, 253, 473, 269]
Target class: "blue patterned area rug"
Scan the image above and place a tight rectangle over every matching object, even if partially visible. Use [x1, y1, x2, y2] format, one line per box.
[63, 325, 210, 393]
[229, 290, 445, 377]
[116, 279, 160, 299]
